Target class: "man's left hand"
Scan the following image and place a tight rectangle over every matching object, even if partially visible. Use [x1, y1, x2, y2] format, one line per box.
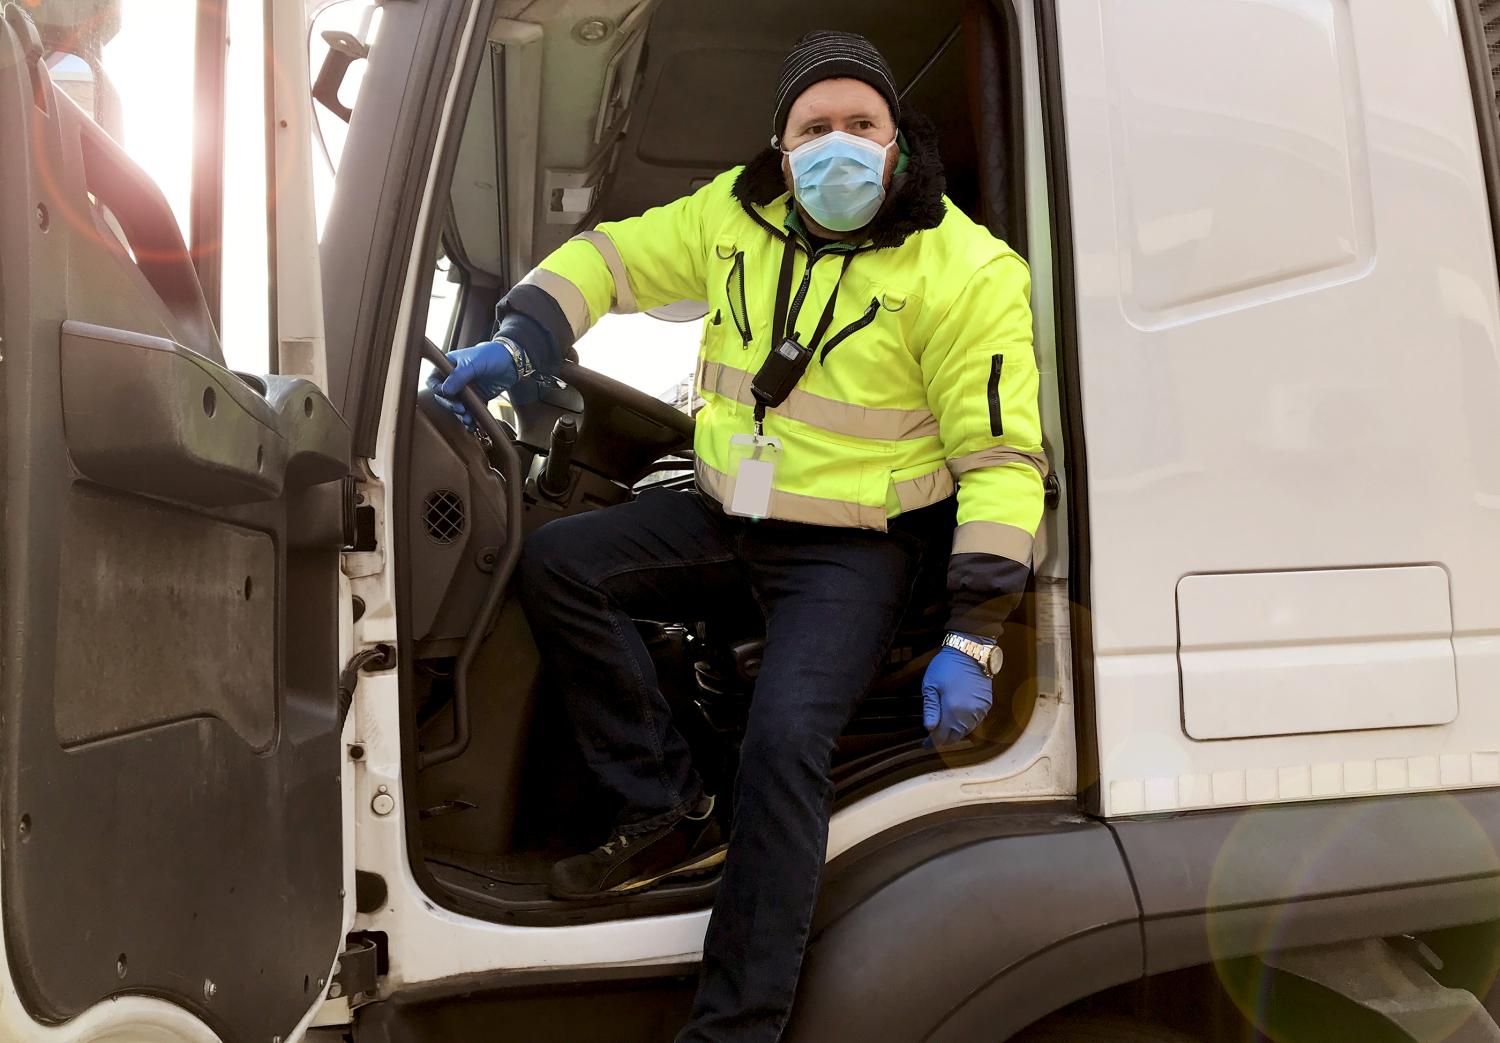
[921, 636, 998, 746]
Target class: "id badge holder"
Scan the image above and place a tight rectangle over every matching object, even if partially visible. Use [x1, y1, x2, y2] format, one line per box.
[725, 433, 782, 519]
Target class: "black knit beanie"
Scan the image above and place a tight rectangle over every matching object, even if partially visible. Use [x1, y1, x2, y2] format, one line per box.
[771, 31, 900, 146]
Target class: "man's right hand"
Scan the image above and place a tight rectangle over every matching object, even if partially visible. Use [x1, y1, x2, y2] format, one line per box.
[428, 338, 528, 426]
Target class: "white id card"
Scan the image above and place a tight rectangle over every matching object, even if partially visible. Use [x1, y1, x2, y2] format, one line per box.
[726, 434, 782, 519]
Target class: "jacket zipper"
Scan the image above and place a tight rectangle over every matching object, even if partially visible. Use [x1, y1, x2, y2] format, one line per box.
[987, 353, 1004, 436]
[784, 250, 820, 339]
[819, 298, 881, 363]
[726, 252, 752, 346]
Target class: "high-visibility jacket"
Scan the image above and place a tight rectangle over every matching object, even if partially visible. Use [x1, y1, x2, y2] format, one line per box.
[503, 117, 1046, 635]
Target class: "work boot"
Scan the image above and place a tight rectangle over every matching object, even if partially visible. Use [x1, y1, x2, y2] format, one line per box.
[549, 794, 726, 899]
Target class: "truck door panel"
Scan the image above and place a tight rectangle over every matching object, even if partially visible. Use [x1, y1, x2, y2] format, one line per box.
[0, 8, 347, 1040]
[1053, 0, 1500, 815]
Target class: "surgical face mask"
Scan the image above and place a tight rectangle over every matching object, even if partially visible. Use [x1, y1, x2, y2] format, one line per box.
[781, 130, 896, 233]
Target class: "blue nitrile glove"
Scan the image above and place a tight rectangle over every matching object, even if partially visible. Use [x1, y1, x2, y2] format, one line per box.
[921, 634, 998, 747]
[427, 339, 521, 428]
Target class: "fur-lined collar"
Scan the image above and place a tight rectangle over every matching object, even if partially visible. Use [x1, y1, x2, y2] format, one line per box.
[731, 109, 948, 251]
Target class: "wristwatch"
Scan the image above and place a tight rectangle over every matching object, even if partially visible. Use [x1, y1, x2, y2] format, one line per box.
[942, 632, 1003, 678]
[494, 335, 535, 380]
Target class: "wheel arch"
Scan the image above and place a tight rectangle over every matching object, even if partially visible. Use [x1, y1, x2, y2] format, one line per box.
[784, 802, 1144, 1042]
[787, 790, 1500, 1042]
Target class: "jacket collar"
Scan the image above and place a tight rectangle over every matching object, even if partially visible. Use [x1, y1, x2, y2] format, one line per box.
[730, 108, 948, 251]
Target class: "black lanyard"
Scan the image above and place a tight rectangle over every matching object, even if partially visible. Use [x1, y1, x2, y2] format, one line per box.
[770, 236, 857, 354]
[751, 238, 869, 435]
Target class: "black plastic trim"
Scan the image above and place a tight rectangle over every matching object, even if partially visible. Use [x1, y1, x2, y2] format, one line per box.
[1111, 789, 1500, 978]
[60, 321, 349, 507]
[999, 0, 1029, 258]
[1456, 0, 1500, 289]
[1035, 0, 1100, 813]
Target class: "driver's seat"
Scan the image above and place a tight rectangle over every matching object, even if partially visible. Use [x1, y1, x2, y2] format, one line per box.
[680, 500, 959, 749]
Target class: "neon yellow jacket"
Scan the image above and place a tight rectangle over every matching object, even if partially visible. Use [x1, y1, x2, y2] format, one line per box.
[506, 126, 1046, 634]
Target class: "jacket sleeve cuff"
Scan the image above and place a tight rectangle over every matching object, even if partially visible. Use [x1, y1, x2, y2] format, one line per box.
[495, 282, 576, 374]
[945, 551, 1031, 639]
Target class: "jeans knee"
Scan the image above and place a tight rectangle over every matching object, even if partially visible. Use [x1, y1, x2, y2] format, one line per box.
[738, 725, 833, 787]
[518, 520, 582, 609]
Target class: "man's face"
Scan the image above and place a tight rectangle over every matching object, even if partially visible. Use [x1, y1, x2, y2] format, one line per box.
[780, 78, 899, 195]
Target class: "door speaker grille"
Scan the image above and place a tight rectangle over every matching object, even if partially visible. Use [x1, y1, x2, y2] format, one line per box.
[423, 490, 466, 544]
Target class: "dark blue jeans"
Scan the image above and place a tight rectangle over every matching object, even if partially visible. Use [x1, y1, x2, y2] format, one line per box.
[519, 488, 922, 1042]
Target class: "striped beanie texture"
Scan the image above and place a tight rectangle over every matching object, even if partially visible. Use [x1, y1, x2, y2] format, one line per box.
[771, 31, 900, 145]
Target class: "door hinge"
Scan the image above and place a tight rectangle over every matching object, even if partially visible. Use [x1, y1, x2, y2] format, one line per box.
[328, 933, 383, 1002]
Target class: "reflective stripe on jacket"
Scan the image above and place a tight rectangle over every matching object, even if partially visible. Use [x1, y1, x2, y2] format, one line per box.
[519, 134, 1046, 635]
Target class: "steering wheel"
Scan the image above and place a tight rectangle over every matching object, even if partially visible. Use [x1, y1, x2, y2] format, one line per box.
[557, 361, 696, 440]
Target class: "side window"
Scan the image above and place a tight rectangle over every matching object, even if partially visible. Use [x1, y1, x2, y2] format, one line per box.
[426, 252, 463, 350]
[572, 311, 704, 413]
[51, 0, 273, 374]
[99, 2, 198, 240]
[220, 0, 272, 374]
[44, 52, 105, 123]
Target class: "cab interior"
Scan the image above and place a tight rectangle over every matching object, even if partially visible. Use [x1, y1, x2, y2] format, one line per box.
[390, 0, 1064, 925]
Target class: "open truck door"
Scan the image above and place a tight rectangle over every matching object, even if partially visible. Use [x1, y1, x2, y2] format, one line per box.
[0, 1, 349, 1039]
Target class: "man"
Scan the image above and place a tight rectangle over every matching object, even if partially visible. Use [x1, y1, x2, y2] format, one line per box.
[433, 30, 1045, 1042]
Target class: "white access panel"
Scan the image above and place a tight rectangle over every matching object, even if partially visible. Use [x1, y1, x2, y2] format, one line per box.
[1177, 567, 1458, 740]
[1057, 0, 1500, 815]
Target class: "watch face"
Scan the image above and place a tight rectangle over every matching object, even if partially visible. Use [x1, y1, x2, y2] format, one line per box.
[986, 645, 1003, 675]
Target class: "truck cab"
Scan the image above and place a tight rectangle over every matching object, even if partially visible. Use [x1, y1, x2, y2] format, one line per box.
[3, 0, 1500, 1040]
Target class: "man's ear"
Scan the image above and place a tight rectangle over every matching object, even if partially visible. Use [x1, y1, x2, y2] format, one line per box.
[781, 152, 794, 192]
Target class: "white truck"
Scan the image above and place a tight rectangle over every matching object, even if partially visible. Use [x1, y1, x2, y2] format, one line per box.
[3, 0, 1500, 1040]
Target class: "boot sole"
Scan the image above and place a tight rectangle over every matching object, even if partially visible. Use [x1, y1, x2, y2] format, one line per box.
[549, 845, 728, 901]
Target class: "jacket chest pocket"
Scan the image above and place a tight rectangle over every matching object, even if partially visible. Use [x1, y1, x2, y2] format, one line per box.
[817, 297, 880, 363]
[715, 241, 753, 349]
[817, 287, 920, 367]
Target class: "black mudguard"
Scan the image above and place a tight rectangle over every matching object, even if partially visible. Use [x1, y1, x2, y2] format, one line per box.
[785, 802, 1142, 1041]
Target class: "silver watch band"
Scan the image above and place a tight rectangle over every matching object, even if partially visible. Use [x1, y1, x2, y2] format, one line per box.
[495, 336, 535, 380]
[942, 633, 1000, 677]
